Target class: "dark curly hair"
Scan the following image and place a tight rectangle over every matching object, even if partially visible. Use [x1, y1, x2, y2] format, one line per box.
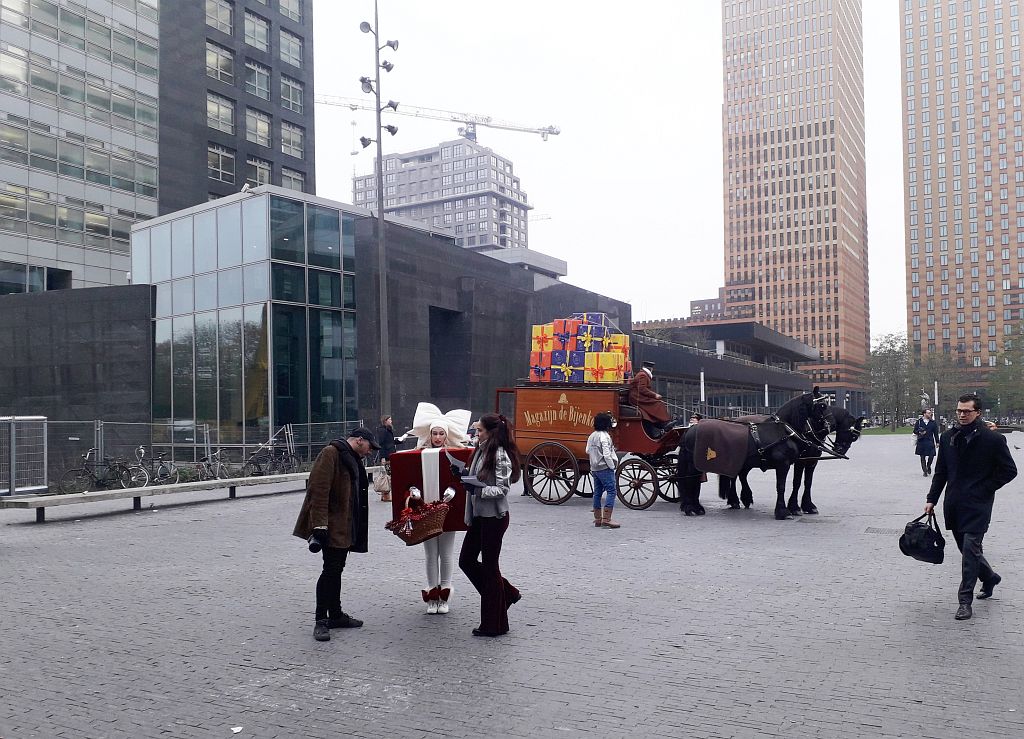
[594, 412, 614, 432]
[477, 413, 522, 484]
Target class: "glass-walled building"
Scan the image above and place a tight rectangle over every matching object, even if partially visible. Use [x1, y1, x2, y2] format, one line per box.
[130, 186, 358, 453]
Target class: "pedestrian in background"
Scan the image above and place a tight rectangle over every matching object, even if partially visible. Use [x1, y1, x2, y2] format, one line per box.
[914, 408, 940, 476]
[586, 412, 621, 529]
[376, 415, 401, 463]
[925, 393, 1017, 621]
[293, 427, 378, 641]
[459, 413, 522, 637]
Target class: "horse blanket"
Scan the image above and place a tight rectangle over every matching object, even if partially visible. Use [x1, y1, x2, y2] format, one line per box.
[693, 419, 751, 476]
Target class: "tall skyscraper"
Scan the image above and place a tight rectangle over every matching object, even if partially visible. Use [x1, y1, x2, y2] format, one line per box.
[901, 1, 1022, 378]
[159, 0, 316, 215]
[352, 138, 532, 250]
[721, 0, 869, 407]
[0, 0, 160, 291]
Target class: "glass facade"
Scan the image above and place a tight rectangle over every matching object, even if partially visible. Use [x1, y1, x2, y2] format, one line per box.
[132, 191, 358, 454]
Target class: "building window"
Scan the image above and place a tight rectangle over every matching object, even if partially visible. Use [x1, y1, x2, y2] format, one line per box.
[244, 12, 270, 51]
[207, 93, 235, 134]
[208, 144, 235, 183]
[206, 0, 232, 33]
[281, 122, 304, 158]
[246, 157, 271, 186]
[280, 30, 303, 67]
[281, 167, 304, 192]
[280, 0, 302, 23]
[246, 108, 271, 146]
[245, 61, 270, 99]
[281, 75, 303, 113]
[206, 42, 234, 83]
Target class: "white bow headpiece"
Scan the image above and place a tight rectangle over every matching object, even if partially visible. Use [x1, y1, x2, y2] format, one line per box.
[410, 402, 472, 447]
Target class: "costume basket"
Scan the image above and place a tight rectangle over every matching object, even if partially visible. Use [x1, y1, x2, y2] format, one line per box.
[385, 495, 449, 546]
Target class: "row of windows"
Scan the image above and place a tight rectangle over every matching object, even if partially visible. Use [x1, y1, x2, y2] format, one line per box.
[0, 182, 135, 251]
[3, 0, 158, 78]
[206, 43, 304, 113]
[206, 0, 304, 69]
[0, 120, 158, 197]
[206, 92, 304, 157]
[207, 144, 304, 192]
[0, 48, 159, 140]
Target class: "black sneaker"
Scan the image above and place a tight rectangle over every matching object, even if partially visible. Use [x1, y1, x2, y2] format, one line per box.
[327, 611, 363, 628]
[313, 619, 331, 641]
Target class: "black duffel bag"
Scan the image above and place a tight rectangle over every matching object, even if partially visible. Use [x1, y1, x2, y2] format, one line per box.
[899, 511, 946, 564]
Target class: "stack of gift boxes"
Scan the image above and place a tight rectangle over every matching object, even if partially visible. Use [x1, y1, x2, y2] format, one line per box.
[529, 312, 632, 384]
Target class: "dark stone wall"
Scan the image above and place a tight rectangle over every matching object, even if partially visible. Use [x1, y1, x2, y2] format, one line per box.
[0, 285, 154, 479]
[352, 218, 632, 427]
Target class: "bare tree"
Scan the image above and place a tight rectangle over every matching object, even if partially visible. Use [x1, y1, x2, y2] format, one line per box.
[869, 332, 912, 430]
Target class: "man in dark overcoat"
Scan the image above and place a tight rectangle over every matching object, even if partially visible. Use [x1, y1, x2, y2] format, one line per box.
[925, 393, 1017, 621]
[628, 360, 670, 438]
[294, 427, 377, 641]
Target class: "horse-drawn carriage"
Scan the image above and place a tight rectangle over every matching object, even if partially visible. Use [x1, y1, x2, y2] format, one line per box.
[495, 383, 683, 510]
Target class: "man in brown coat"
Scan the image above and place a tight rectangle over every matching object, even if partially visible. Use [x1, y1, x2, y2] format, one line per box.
[293, 427, 378, 641]
[628, 360, 671, 438]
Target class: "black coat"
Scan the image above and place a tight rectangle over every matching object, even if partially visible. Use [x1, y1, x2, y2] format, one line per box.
[913, 418, 939, 456]
[927, 419, 1017, 533]
[376, 425, 397, 460]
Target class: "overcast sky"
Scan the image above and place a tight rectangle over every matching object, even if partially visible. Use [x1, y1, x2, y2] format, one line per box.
[312, 1, 906, 340]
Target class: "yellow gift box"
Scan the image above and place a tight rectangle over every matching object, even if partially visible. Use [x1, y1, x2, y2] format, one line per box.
[606, 333, 630, 355]
[531, 323, 554, 352]
[584, 352, 625, 383]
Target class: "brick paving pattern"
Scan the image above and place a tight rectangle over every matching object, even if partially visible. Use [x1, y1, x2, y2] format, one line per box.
[2, 434, 1023, 738]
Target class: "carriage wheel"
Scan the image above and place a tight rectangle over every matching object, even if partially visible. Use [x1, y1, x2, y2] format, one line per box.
[525, 442, 578, 505]
[615, 458, 660, 510]
[656, 453, 681, 502]
[574, 468, 594, 498]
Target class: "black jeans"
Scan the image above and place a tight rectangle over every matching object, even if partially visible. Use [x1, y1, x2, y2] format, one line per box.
[953, 530, 996, 605]
[919, 455, 934, 473]
[315, 546, 349, 620]
[459, 515, 519, 635]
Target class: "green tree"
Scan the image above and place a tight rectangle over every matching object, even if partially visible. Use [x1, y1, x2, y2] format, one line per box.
[909, 351, 971, 416]
[987, 325, 1024, 414]
[868, 332, 912, 429]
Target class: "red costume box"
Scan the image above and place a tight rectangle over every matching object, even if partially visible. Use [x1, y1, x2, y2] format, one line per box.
[389, 447, 472, 533]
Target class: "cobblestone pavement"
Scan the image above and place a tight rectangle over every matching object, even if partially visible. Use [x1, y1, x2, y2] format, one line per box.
[2, 434, 1024, 738]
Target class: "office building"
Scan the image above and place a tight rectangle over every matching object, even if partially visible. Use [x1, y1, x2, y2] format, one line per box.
[721, 0, 869, 410]
[901, 0, 1023, 378]
[351, 138, 531, 250]
[0, 0, 160, 292]
[159, 0, 316, 215]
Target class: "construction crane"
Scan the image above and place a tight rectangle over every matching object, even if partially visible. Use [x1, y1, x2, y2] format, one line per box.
[314, 94, 561, 142]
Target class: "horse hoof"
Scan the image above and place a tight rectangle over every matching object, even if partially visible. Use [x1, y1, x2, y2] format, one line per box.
[742, 503, 752, 509]
[727, 503, 741, 510]
[788, 508, 802, 516]
[696, 506, 706, 516]
[775, 511, 791, 521]
[802, 507, 819, 515]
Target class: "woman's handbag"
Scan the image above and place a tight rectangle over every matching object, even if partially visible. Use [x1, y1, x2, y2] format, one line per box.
[385, 494, 449, 546]
[373, 461, 392, 501]
[899, 511, 945, 564]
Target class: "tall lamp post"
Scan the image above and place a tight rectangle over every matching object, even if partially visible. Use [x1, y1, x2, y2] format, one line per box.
[359, 1, 399, 418]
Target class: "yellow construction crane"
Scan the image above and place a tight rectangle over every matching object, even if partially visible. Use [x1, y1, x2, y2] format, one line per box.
[314, 94, 561, 143]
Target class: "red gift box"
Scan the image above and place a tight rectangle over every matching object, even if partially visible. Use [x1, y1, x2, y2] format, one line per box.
[551, 318, 582, 351]
[530, 351, 551, 383]
[390, 447, 473, 533]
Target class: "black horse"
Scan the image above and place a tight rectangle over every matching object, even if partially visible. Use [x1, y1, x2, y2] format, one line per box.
[786, 405, 864, 515]
[677, 388, 834, 520]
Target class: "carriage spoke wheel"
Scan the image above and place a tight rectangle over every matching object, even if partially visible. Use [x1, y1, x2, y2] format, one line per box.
[525, 442, 578, 505]
[615, 458, 660, 510]
[656, 453, 680, 502]
[574, 467, 595, 498]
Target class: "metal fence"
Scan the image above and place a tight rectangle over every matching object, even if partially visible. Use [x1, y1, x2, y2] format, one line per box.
[1, 417, 48, 495]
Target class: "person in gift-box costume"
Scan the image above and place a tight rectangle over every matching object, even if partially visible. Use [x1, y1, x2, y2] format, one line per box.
[404, 402, 472, 615]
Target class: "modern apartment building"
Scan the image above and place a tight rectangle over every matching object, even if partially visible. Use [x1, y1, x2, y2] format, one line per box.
[901, 0, 1023, 378]
[720, 0, 869, 408]
[0, 0, 160, 292]
[158, 0, 316, 215]
[351, 138, 531, 250]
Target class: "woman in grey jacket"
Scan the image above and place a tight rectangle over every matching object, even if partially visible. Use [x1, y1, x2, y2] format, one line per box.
[458, 413, 523, 637]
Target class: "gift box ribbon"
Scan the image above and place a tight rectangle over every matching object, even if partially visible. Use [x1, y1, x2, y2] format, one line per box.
[530, 364, 549, 377]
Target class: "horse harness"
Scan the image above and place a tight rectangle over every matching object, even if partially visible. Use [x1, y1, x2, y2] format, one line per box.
[721, 415, 799, 457]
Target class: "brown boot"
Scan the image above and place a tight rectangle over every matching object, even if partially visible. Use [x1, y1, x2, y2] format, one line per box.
[602, 507, 620, 529]
[593, 508, 603, 528]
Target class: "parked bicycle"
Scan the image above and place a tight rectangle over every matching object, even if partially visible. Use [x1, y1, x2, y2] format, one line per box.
[135, 446, 180, 486]
[242, 440, 299, 477]
[59, 448, 150, 494]
[195, 449, 231, 481]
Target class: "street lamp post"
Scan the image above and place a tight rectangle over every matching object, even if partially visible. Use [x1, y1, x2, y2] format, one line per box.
[359, 1, 399, 418]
